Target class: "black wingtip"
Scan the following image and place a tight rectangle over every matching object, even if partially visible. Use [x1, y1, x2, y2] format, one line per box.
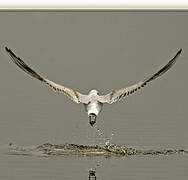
[5, 46, 17, 58]
[5, 46, 9, 51]
[5, 47, 14, 54]
[178, 48, 182, 54]
[5, 47, 13, 54]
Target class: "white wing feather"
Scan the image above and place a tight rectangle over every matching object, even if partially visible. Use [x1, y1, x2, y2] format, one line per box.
[99, 49, 182, 104]
[5, 47, 89, 104]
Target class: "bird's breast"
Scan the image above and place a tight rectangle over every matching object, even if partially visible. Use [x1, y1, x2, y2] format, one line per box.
[85, 101, 103, 116]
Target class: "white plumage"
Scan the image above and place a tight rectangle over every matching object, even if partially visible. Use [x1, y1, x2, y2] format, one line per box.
[5, 47, 182, 126]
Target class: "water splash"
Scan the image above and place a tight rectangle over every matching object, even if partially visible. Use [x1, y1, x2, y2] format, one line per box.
[4, 143, 188, 157]
[93, 125, 115, 147]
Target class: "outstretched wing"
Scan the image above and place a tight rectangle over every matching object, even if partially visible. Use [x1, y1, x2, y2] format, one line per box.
[5, 47, 89, 104]
[99, 49, 182, 104]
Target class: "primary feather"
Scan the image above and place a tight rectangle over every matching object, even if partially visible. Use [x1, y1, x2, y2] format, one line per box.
[5, 47, 89, 104]
[99, 49, 182, 104]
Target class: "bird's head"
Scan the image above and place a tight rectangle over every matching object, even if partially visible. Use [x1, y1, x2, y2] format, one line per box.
[88, 113, 97, 126]
[89, 89, 99, 95]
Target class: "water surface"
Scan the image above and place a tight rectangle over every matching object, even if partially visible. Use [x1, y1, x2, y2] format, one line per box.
[0, 11, 188, 180]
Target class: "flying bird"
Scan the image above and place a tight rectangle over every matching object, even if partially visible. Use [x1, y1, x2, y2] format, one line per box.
[5, 47, 182, 126]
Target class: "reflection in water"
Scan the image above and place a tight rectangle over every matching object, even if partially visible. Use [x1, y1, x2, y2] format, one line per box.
[2, 140, 188, 180]
[87, 126, 111, 179]
[3, 128, 188, 179]
[88, 168, 97, 180]
[4, 142, 188, 180]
